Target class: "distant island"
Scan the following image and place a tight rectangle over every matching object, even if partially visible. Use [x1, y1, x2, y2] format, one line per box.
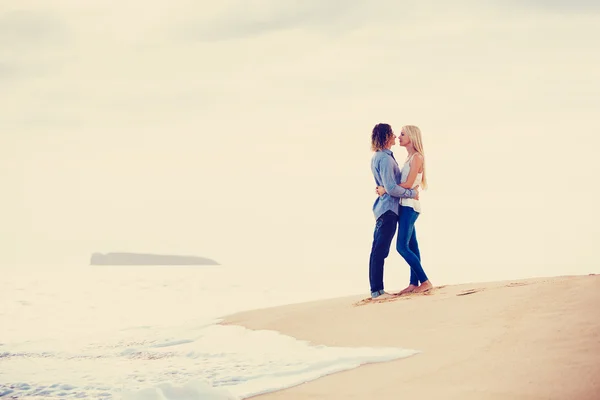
[90, 252, 220, 266]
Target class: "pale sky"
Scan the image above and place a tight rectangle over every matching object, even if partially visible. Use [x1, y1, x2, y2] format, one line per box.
[1, 1, 599, 284]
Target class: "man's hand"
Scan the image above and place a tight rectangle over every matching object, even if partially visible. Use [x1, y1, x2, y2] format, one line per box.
[376, 186, 386, 196]
[412, 185, 420, 200]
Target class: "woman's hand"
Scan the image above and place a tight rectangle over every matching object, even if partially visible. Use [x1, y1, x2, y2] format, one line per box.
[376, 186, 387, 196]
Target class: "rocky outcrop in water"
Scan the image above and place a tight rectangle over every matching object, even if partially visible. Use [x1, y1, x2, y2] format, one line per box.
[90, 252, 219, 266]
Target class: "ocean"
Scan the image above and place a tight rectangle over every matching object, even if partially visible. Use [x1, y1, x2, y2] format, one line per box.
[0, 263, 418, 399]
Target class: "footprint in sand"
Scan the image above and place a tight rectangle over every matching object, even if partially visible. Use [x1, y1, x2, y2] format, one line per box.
[456, 288, 484, 296]
[421, 285, 446, 295]
[506, 282, 531, 287]
[353, 296, 408, 307]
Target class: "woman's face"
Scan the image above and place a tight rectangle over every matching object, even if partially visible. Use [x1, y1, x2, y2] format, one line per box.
[398, 129, 411, 147]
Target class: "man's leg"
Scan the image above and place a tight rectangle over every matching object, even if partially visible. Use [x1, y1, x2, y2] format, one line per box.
[368, 210, 398, 297]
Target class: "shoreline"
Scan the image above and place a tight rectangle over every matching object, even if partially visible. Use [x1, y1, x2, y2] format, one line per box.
[222, 274, 600, 400]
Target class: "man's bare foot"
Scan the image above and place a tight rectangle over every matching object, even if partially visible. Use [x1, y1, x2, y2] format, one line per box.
[374, 293, 395, 300]
[414, 281, 433, 293]
[397, 284, 418, 296]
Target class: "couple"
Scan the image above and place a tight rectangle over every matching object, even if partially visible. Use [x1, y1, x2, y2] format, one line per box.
[369, 123, 432, 300]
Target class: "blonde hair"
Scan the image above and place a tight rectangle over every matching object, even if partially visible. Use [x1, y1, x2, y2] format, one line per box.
[402, 125, 428, 190]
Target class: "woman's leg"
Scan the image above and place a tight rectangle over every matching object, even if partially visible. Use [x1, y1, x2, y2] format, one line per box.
[396, 207, 429, 287]
[409, 226, 421, 260]
[408, 225, 421, 284]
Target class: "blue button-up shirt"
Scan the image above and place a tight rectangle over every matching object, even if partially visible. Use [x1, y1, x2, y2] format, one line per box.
[371, 149, 416, 220]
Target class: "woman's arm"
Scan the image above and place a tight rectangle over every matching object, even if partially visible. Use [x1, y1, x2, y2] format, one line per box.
[376, 154, 423, 195]
[378, 156, 416, 198]
[376, 184, 419, 199]
[399, 154, 424, 188]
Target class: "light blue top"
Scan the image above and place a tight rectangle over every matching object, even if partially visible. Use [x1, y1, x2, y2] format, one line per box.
[371, 149, 416, 220]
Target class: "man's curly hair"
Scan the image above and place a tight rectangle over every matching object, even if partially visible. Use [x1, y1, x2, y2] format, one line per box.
[371, 123, 393, 151]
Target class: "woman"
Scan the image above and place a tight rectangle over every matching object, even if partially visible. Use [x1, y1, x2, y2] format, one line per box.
[376, 125, 432, 294]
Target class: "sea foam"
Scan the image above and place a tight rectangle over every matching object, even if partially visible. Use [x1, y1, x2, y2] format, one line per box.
[2, 323, 419, 399]
[1, 264, 419, 399]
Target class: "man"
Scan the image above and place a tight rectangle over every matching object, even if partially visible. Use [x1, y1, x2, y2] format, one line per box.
[369, 123, 418, 299]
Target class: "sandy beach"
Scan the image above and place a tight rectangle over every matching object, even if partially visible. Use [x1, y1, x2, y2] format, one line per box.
[223, 274, 600, 400]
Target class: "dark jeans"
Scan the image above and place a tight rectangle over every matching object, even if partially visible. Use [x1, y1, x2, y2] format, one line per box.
[369, 210, 398, 294]
[396, 206, 428, 286]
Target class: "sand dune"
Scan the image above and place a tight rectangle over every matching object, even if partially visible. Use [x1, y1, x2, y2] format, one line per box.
[223, 275, 600, 400]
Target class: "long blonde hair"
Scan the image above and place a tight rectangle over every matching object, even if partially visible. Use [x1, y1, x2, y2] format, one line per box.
[402, 125, 428, 190]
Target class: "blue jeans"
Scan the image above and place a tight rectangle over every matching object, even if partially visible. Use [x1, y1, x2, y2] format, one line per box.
[369, 210, 398, 296]
[396, 206, 428, 286]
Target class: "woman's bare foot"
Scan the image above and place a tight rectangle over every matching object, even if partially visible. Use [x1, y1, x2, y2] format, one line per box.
[397, 284, 418, 296]
[414, 281, 433, 293]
